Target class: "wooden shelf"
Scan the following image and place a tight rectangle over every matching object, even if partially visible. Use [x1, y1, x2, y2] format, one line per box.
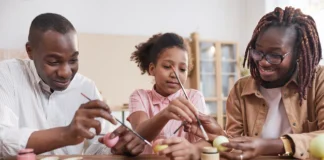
[222, 72, 236, 76]
[221, 59, 236, 62]
[205, 97, 218, 101]
[200, 59, 215, 62]
[209, 113, 226, 118]
[189, 32, 240, 128]
[201, 72, 216, 75]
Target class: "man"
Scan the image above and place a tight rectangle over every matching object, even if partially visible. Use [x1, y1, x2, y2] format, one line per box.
[0, 13, 144, 157]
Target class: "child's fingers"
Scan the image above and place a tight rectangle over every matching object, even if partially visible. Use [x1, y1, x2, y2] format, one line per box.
[169, 112, 183, 121]
[178, 97, 198, 115]
[172, 97, 196, 120]
[159, 143, 185, 155]
[183, 123, 191, 132]
[165, 150, 187, 158]
[161, 137, 183, 145]
[169, 105, 192, 122]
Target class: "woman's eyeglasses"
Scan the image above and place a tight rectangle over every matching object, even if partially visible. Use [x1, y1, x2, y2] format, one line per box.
[250, 49, 290, 65]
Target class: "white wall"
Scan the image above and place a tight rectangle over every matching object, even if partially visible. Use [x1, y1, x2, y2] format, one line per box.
[265, 0, 324, 64]
[0, 0, 271, 101]
[0, 0, 248, 49]
[0, 0, 269, 104]
[0, 0, 267, 130]
[240, 0, 266, 54]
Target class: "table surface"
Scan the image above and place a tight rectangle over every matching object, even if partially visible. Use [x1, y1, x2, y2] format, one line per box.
[28, 155, 297, 160]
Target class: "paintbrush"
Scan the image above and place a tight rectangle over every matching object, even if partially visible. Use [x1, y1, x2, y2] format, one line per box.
[171, 66, 209, 141]
[81, 93, 152, 147]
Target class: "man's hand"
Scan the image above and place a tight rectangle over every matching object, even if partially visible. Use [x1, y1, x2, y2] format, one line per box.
[99, 126, 145, 156]
[65, 100, 117, 145]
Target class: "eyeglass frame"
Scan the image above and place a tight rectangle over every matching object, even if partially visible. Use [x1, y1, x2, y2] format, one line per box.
[249, 48, 290, 65]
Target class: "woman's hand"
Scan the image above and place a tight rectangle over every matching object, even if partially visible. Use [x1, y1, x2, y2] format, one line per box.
[220, 137, 284, 160]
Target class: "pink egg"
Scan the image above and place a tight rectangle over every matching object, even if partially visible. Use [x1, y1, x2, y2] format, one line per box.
[104, 132, 119, 148]
[17, 148, 36, 160]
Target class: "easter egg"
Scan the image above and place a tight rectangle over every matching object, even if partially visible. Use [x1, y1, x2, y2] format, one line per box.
[213, 136, 229, 152]
[153, 144, 168, 153]
[153, 139, 168, 153]
[104, 132, 119, 148]
[153, 139, 164, 146]
[310, 134, 324, 158]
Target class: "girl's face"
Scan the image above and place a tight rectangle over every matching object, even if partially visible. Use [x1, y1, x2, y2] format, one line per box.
[149, 47, 188, 97]
[253, 26, 297, 85]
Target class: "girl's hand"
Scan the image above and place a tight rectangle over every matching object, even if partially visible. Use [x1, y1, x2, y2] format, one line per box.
[158, 137, 200, 160]
[183, 112, 225, 140]
[161, 97, 197, 123]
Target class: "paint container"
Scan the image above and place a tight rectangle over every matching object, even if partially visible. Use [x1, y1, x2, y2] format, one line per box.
[201, 147, 219, 160]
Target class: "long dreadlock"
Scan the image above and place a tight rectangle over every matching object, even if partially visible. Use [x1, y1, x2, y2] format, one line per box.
[243, 6, 322, 104]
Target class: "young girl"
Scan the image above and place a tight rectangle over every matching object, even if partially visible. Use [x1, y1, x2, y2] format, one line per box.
[128, 33, 210, 156]
[176, 6, 324, 160]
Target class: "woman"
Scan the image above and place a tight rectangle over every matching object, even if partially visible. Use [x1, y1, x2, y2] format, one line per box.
[179, 6, 323, 160]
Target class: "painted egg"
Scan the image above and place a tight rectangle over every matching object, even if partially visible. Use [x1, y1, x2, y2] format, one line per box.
[213, 136, 229, 152]
[104, 132, 119, 148]
[153, 139, 168, 153]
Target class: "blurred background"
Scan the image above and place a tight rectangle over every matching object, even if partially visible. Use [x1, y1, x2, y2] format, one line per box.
[0, 0, 323, 131]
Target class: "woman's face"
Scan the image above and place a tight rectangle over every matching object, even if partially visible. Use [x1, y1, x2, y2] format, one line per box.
[252, 26, 297, 84]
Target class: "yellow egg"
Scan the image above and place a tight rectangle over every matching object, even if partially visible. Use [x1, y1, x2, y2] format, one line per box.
[153, 144, 168, 153]
[213, 136, 229, 152]
[310, 134, 324, 158]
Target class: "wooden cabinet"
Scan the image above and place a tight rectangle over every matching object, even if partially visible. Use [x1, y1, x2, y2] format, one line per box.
[189, 32, 240, 128]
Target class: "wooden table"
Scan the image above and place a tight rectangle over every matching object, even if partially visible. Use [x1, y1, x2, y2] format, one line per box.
[25, 155, 297, 160]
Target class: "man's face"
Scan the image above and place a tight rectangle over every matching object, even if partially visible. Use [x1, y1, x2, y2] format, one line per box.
[26, 30, 79, 91]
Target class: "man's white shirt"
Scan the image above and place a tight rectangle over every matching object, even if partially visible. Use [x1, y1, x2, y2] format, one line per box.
[0, 59, 110, 157]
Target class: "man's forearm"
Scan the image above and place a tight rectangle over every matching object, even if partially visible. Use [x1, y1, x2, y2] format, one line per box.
[26, 127, 72, 154]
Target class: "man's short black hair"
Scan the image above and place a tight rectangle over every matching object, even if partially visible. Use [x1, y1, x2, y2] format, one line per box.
[28, 13, 76, 47]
